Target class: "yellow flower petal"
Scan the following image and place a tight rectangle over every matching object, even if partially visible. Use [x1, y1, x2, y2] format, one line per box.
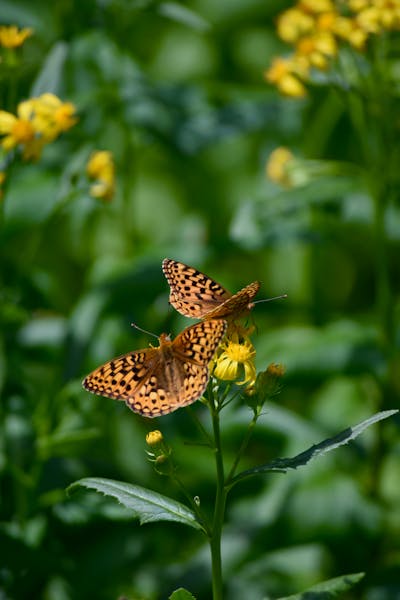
[0, 110, 17, 134]
[213, 336, 256, 385]
[0, 25, 33, 48]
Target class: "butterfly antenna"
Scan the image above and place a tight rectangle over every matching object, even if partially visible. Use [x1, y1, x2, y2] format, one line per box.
[130, 322, 159, 340]
[253, 293, 288, 305]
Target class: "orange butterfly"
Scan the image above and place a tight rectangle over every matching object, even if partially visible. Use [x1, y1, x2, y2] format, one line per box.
[82, 320, 227, 417]
[162, 258, 260, 321]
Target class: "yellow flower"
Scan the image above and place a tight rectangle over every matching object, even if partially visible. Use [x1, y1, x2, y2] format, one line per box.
[334, 16, 369, 48]
[86, 150, 115, 201]
[264, 56, 308, 97]
[266, 147, 295, 186]
[0, 100, 38, 156]
[146, 430, 163, 446]
[316, 11, 339, 32]
[348, 0, 400, 33]
[296, 31, 337, 69]
[277, 8, 315, 43]
[213, 333, 256, 386]
[0, 25, 32, 48]
[349, 0, 369, 10]
[0, 94, 77, 160]
[356, 6, 382, 32]
[32, 93, 78, 141]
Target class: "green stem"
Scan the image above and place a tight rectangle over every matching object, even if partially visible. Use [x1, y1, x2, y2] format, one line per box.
[210, 401, 226, 600]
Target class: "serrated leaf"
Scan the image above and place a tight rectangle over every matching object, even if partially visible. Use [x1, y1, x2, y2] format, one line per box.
[169, 588, 197, 600]
[232, 410, 398, 484]
[68, 477, 203, 531]
[278, 571, 365, 599]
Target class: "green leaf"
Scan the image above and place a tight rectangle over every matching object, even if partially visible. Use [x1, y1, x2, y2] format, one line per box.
[158, 3, 210, 32]
[31, 41, 68, 96]
[68, 477, 204, 531]
[232, 410, 398, 484]
[169, 588, 197, 600]
[277, 571, 365, 599]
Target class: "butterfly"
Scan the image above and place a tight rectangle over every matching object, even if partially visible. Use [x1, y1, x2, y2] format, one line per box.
[82, 319, 227, 417]
[162, 258, 260, 321]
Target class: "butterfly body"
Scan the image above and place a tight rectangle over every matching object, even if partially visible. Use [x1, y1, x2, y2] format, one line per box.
[162, 258, 260, 320]
[83, 320, 227, 417]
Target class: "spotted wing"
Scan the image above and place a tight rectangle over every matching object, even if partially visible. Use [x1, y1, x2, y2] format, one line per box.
[83, 320, 227, 418]
[127, 320, 227, 416]
[202, 281, 260, 319]
[162, 319, 227, 411]
[163, 258, 260, 320]
[82, 347, 160, 403]
[162, 258, 232, 318]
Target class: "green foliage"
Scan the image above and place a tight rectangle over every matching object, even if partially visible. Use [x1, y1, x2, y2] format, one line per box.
[1, 0, 400, 599]
[231, 409, 398, 483]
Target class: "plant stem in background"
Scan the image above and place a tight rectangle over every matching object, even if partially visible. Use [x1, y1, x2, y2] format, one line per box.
[209, 399, 226, 600]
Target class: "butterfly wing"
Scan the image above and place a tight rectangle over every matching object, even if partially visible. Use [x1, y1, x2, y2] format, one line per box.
[163, 258, 260, 320]
[162, 258, 231, 318]
[165, 319, 227, 410]
[123, 320, 227, 416]
[82, 347, 160, 402]
[202, 281, 260, 319]
[83, 320, 227, 418]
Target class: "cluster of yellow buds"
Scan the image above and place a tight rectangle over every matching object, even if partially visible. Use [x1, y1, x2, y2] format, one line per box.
[265, 0, 400, 97]
[0, 93, 78, 161]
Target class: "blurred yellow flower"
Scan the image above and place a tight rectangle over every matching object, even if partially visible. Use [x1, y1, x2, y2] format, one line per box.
[32, 93, 78, 141]
[214, 333, 256, 386]
[334, 16, 369, 48]
[357, 1, 400, 33]
[349, 0, 369, 9]
[0, 25, 32, 48]
[267, 0, 400, 98]
[266, 147, 295, 186]
[0, 94, 77, 160]
[0, 100, 37, 154]
[86, 150, 115, 201]
[296, 31, 337, 69]
[277, 8, 315, 43]
[264, 56, 308, 97]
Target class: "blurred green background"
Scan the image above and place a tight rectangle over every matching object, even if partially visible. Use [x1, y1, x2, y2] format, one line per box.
[1, 1, 399, 599]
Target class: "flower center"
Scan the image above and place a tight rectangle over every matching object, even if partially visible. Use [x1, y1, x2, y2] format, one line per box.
[225, 342, 254, 363]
